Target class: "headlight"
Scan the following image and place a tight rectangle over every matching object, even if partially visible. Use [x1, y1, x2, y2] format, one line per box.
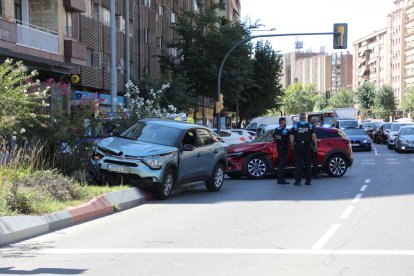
[229, 152, 243, 158]
[92, 151, 104, 160]
[143, 156, 162, 169]
[362, 140, 369, 143]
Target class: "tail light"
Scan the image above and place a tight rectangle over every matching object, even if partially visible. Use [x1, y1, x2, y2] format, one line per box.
[240, 137, 245, 141]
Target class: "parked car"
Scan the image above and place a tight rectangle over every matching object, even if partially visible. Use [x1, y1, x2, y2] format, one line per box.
[226, 127, 353, 179]
[91, 119, 228, 199]
[214, 129, 246, 145]
[387, 122, 414, 149]
[343, 127, 372, 151]
[373, 123, 392, 144]
[395, 126, 414, 152]
[230, 129, 255, 142]
[334, 119, 359, 130]
[366, 122, 382, 139]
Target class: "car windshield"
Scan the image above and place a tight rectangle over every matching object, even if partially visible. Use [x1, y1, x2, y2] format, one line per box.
[339, 120, 358, 128]
[382, 123, 392, 130]
[253, 130, 273, 142]
[344, 128, 367, 136]
[119, 122, 182, 146]
[400, 127, 414, 135]
[391, 123, 412, 131]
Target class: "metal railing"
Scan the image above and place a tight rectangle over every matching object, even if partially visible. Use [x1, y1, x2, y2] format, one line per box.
[15, 19, 59, 54]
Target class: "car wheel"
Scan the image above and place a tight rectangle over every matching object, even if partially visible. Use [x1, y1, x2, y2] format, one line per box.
[387, 144, 393, 150]
[325, 154, 348, 177]
[245, 155, 268, 179]
[206, 163, 225, 192]
[154, 168, 175, 200]
[227, 172, 241, 179]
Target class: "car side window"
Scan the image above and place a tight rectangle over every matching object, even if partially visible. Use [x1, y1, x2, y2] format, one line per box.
[196, 129, 214, 147]
[182, 129, 197, 147]
[316, 129, 341, 139]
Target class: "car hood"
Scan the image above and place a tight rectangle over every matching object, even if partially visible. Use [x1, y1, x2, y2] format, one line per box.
[399, 135, 414, 141]
[347, 135, 369, 141]
[96, 137, 177, 156]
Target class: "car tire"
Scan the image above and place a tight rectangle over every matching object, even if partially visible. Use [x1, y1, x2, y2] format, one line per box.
[245, 155, 268, 179]
[206, 163, 225, 192]
[154, 168, 175, 200]
[325, 154, 348, 177]
[387, 144, 393, 150]
[227, 172, 241, 179]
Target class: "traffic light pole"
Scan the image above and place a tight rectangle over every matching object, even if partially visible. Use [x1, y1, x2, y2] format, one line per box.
[216, 31, 339, 132]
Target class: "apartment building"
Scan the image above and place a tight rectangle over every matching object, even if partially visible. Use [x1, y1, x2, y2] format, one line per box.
[0, 0, 86, 76]
[215, 0, 240, 21]
[352, 28, 389, 89]
[282, 51, 352, 94]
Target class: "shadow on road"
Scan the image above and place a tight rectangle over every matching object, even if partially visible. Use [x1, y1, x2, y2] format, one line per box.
[0, 241, 55, 258]
[0, 267, 87, 275]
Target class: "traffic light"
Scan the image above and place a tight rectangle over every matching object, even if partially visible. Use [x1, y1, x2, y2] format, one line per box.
[333, 23, 348, 49]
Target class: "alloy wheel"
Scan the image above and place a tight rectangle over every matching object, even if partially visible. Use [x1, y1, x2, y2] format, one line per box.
[247, 158, 267, 177]
[214, 167, 224, 188]
[329, 156, 346, 176]
[163, 174, 173, 196]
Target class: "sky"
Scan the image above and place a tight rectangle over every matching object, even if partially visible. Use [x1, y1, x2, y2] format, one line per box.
[241, 0, 395, 54]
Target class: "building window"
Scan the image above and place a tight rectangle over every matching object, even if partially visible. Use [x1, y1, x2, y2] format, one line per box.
[14, 0, 22, 22]
[116, 15, 125, 32]
[92, 2, 99, 19]
[0, 0, 3, 16]
[193, 0, 198, 12]
[102, 7, 110, 25]
[143, 0, 151, 7]
[65, 11, 73, 37]
[158, 4, 163, 15]
[171, 12, 176, 24]
[86, 48, 94, 66]
[129, 20, 133, 36]
[83, 0, 92, 17]
[144, 29, 149, 44]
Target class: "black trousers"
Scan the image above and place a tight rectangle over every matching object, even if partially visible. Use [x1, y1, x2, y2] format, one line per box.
[311, 150, 319, 175]
[294, 144, 312, 183]
[277, 147, 288, 181]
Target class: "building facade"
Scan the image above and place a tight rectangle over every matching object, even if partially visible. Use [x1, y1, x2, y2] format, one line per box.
[352, 28, 389, 89]
[282, 51, 353, 95]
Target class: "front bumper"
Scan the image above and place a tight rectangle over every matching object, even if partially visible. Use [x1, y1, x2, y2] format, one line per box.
[396, 141, 414, 151]
[350, 141, 371, 151]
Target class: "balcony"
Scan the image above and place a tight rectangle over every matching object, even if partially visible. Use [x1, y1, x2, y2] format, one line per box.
[15, 20, 58, 54]
[64, 39, 87, 65]
[63, 0, 86, 12]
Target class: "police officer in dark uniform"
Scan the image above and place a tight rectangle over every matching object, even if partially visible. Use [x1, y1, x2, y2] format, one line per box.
[290, 113, 318, 185]
[273, 117, 290, 184]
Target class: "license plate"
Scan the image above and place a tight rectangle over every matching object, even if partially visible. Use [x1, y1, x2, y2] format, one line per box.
[351, 143, 359, 147]
[107, 164, 130, 174]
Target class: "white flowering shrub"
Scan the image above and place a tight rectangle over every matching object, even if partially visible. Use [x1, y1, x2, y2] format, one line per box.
[0, 59, 49, 139]
[122, 81, 178, 121]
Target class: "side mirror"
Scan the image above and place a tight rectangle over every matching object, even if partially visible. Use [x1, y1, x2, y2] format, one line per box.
[182, 144, 195, 151]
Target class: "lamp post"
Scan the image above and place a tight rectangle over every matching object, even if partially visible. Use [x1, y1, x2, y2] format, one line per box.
[216, 30, 339, 132]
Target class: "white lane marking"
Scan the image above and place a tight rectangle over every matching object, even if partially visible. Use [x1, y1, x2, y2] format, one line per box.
[360, 185, 368, 192]
[386, 159, 398, 161]
[311, 224, 341, 250]
[365, 179, 371, 184]
[374, 147, 378, 156]
[340, 206, 354, 219]
[386, 162, 400, 165]
[37, 248, 414, 256]
[352, 194, 363, 203]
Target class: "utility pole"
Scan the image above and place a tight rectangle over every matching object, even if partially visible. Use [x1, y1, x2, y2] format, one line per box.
[125, 0, 130, 109]
[110, 0, 117, 113]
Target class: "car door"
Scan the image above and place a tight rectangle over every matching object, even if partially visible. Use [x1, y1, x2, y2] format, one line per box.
[177, 129, 203, 183]
[195, 128, 217, 179]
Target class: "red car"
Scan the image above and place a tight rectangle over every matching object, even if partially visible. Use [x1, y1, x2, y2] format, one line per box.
[226, 127, 353, 179]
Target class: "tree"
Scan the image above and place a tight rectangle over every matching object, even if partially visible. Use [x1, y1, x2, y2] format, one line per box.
[356, 81, 376, 117]
[402, 87, 414, 116]
[315, 94, 329, 111]
[159, 3, 251, 112]
[0, 59, 49, 139]
[328, 88, 354, 108]
[374, 85, 397, 120]
[237, 40, 284, 122]
[283, 83, 318, 115]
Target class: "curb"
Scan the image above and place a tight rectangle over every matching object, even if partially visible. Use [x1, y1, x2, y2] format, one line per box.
[0, 183, 206, 247]
[0, 187, 148, 247]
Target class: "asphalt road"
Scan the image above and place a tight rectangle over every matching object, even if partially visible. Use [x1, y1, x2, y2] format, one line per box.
[1, 144, 414, 276]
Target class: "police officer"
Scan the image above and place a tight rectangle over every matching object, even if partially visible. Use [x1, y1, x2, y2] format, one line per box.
[290, 113, 318, 185]
[310, 117, 322, 179]
[273, 117, 290, 184]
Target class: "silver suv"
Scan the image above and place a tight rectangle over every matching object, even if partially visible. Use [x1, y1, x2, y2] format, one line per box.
[91, 119, 228, 199]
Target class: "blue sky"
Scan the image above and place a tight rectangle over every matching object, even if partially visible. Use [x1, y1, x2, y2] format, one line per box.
[241, 0, 395, 53]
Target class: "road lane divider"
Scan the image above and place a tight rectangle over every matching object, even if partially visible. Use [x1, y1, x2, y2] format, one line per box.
[340, 206, 354, 219]
[360, 185, 368, 192]
[311, 224, 341, 250]
[352, 193, 363, 203]
[365, 179, 371, 184]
